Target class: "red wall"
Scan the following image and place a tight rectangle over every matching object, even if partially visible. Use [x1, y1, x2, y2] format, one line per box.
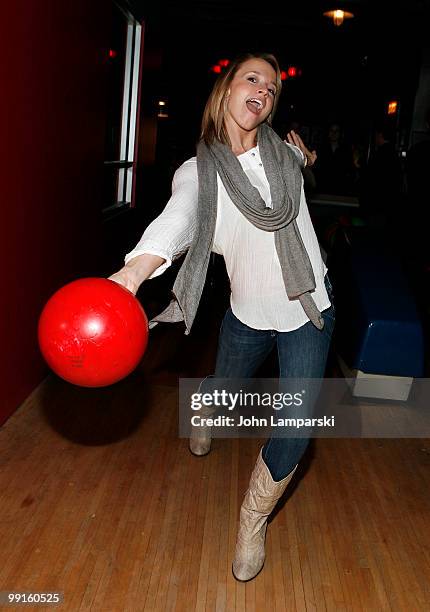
[0, 2, 111, 424]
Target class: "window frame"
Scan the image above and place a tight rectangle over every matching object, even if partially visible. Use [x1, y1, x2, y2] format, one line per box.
[103, 3, 144, 216]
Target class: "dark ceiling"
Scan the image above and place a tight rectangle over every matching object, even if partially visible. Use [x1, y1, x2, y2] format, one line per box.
[138, 0, 430, 37]
[134, 0, 430, 77]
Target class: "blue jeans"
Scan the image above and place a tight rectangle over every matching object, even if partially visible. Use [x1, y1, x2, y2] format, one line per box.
[213, 275, 335, 481]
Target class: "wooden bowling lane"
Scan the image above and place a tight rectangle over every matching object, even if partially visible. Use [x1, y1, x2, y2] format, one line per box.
[0, 310, 430, 610]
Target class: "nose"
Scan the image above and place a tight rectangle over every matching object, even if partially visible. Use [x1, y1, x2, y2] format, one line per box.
[257, 86, 269, 97]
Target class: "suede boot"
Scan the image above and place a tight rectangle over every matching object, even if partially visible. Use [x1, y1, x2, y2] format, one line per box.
[232, 449, 297, 581]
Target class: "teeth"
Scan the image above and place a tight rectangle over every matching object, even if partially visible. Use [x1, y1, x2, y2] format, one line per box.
[248, 98, 263, 108]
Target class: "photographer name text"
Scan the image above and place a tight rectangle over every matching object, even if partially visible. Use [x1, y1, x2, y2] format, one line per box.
[190, 415, 335, 428]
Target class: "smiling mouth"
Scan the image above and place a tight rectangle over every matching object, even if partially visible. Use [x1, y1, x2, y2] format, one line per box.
[246, 98, 264, 115]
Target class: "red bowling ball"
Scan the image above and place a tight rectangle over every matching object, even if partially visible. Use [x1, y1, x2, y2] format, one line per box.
[38, 278, 149, 387]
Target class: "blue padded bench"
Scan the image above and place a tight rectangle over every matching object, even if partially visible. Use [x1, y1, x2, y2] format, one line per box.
[329, 228, 424, 399]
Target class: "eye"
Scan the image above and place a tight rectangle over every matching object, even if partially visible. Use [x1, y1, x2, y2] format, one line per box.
[247, 76, 257, 83]
[268, 88, 276, 96]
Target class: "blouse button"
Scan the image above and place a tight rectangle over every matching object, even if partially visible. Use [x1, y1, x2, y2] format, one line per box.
[251, 152, 255, 156]
[259, 162, 263, 166]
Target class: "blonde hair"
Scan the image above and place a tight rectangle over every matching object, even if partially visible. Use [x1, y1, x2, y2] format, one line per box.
[200, 53, 282, 146]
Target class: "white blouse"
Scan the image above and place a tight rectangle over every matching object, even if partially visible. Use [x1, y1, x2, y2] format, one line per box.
[125, 143, 330, 332]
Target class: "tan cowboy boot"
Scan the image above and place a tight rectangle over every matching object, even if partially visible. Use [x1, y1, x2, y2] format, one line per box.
[189, 403, 216, 456]
[232, 449, 297, 581]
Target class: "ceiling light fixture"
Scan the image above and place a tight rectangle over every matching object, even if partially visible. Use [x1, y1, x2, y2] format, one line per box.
[323, 9, 354, 26]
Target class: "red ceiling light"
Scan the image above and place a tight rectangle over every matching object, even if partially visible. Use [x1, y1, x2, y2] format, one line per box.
[108, 49, 117, 59]
[281, 67, 302, 80]
[211, 59, 231, 74]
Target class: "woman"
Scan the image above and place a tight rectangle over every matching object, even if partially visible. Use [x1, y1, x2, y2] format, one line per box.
[109, 53, 335, 582]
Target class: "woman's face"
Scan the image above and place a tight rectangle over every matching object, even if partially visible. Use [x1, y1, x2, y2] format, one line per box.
[224, 58, 277, 137]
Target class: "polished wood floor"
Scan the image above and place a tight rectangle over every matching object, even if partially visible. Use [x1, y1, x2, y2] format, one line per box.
[1, 293, 430, 611]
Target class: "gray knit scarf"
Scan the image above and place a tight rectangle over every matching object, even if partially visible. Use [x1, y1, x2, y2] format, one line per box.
[152, 122, 324, 333]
